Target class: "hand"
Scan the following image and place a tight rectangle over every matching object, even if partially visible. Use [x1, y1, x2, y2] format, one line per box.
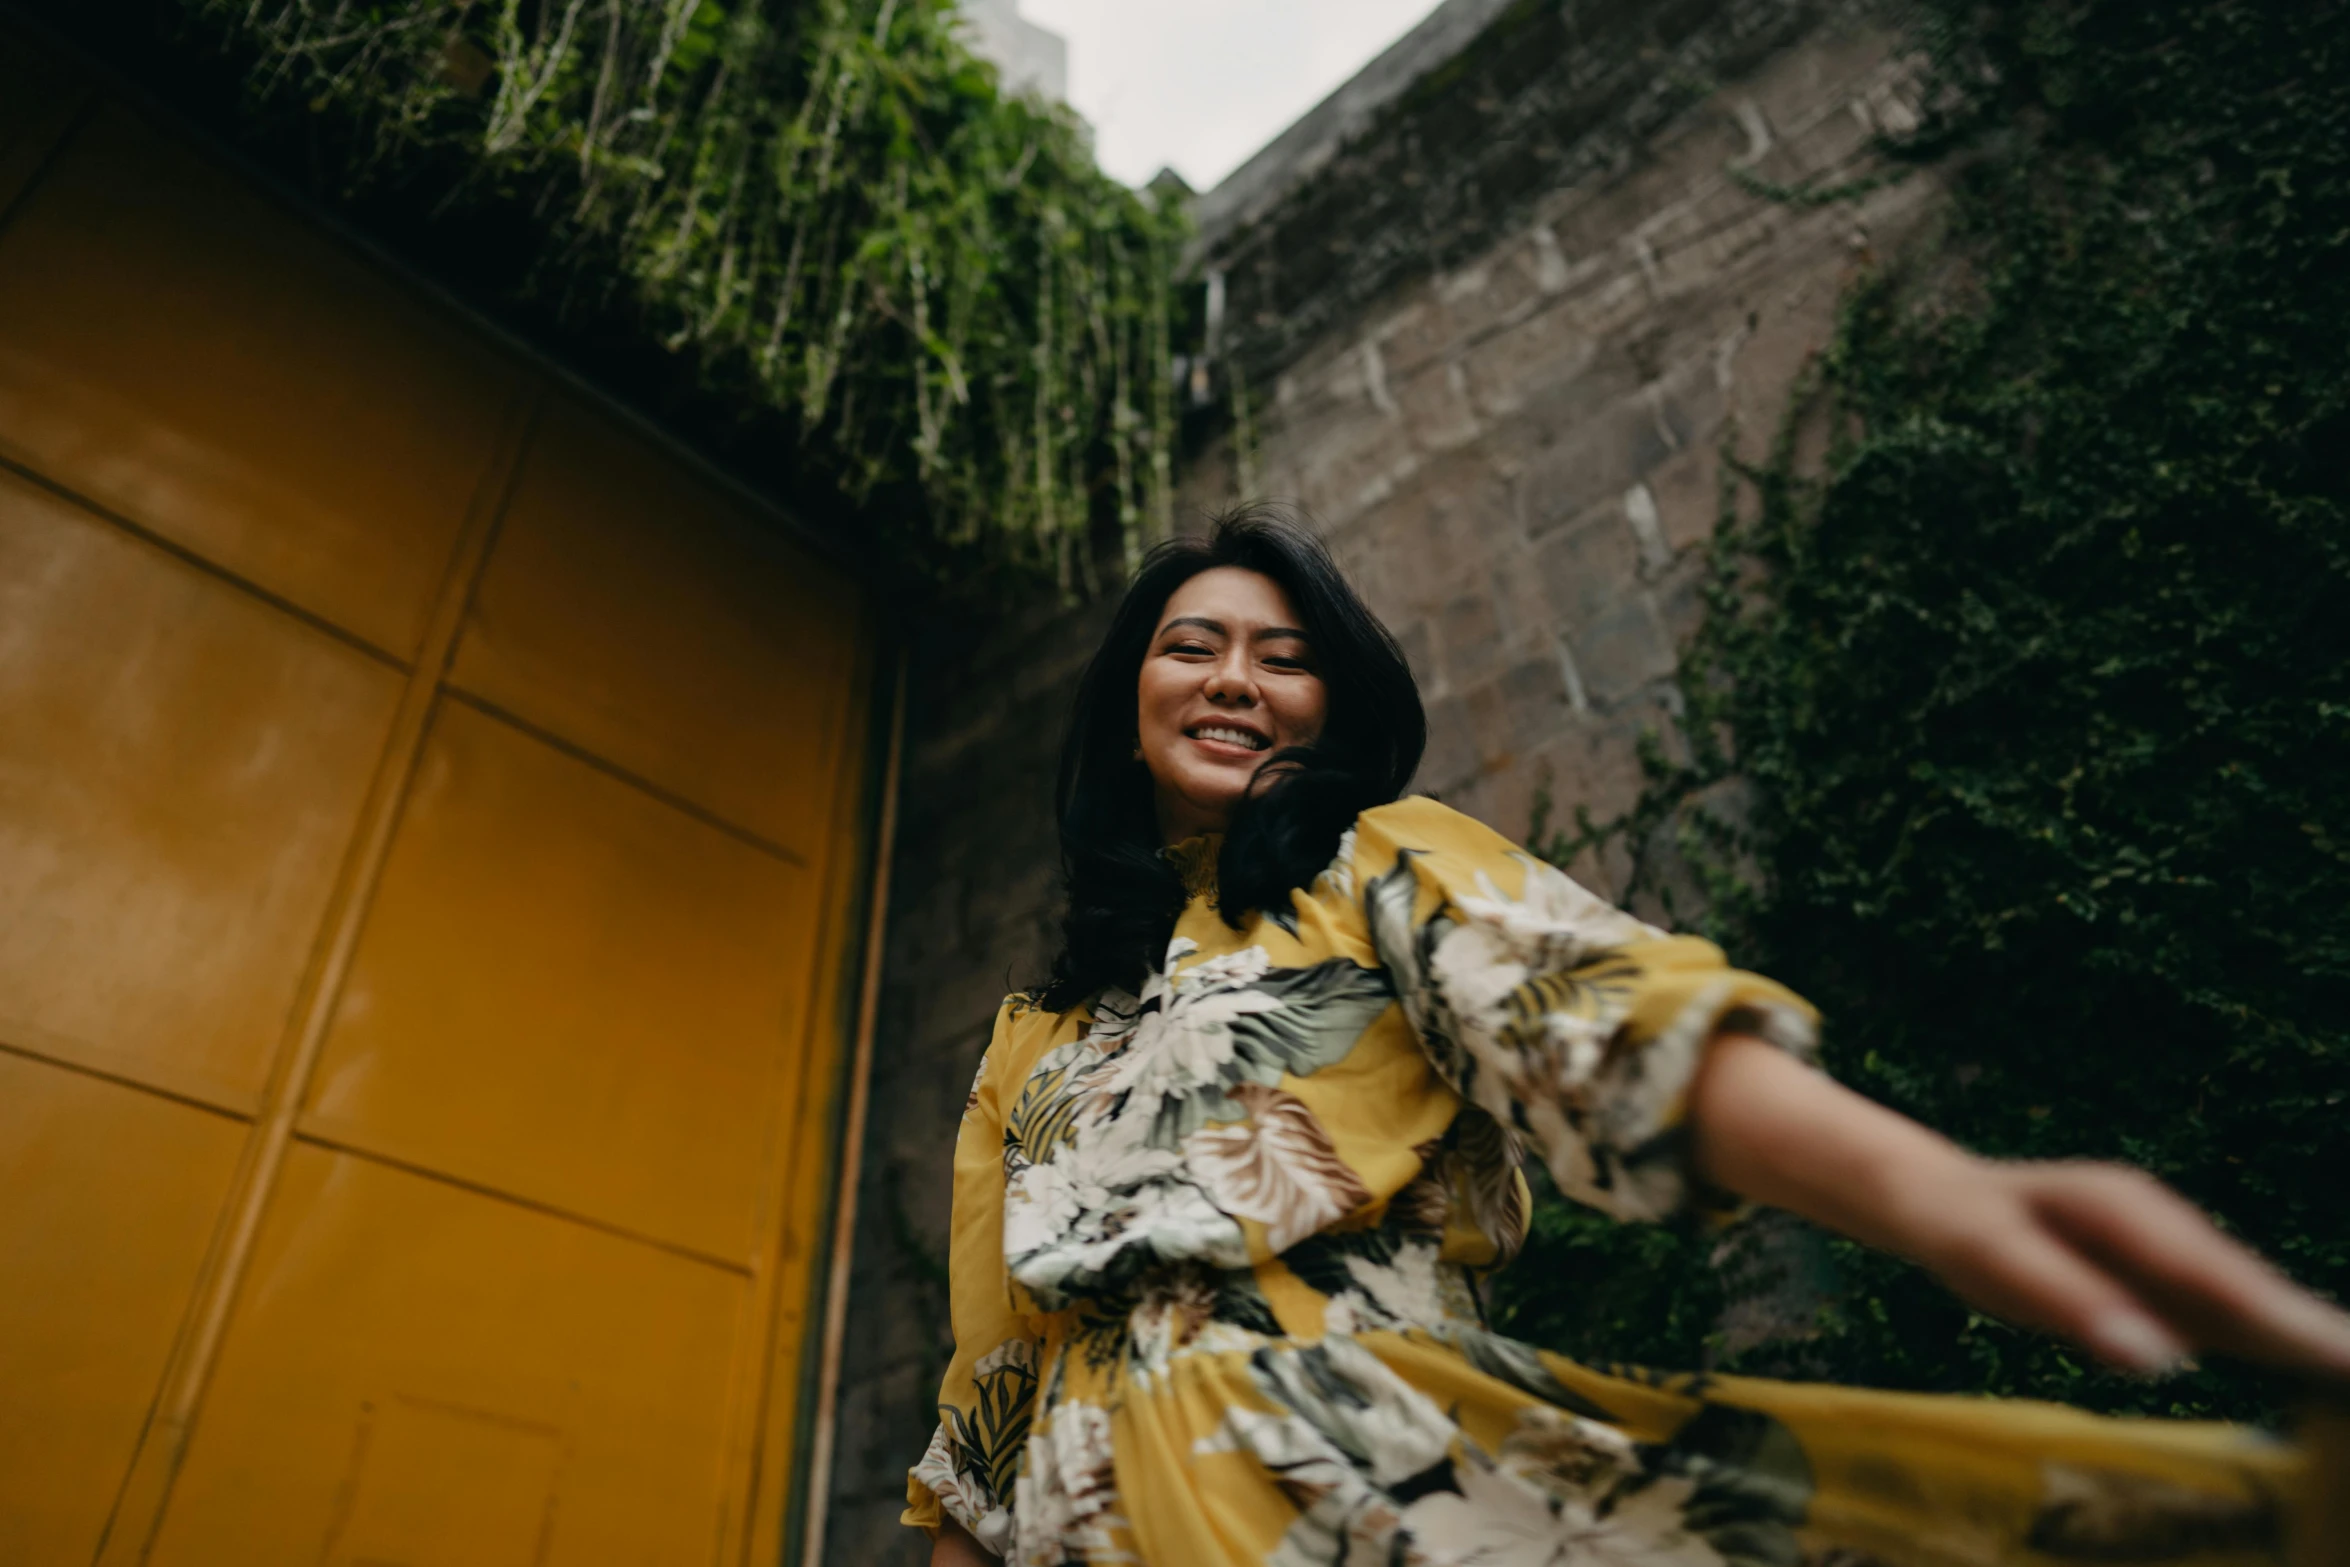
[1891, 1156, 2350, 1379]
[1690, 1033, 2350, 1379]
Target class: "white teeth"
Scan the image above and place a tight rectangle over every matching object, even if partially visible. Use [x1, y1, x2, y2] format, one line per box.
[1194, 725, 1267, 751]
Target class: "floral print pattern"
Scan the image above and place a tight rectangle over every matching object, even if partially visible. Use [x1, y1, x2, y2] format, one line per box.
[1186, 1082, 1372, 1252]
[905, 798, 2302, 1565]
[999, 938, 1397, 1309]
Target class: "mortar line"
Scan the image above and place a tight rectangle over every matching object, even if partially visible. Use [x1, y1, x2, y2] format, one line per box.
[1266, 138, 1896, 438]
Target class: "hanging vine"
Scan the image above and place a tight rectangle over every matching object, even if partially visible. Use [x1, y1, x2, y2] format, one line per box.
[183, 0, 1186, 577]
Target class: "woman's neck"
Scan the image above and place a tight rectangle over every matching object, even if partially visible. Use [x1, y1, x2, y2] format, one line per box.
[1154, 795, 1229, 847]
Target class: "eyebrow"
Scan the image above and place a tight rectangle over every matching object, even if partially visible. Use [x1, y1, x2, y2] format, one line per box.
[1159, 615, 1311, 643]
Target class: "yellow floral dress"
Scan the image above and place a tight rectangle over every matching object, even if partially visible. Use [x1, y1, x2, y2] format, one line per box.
[904, 797, 2299, 1566]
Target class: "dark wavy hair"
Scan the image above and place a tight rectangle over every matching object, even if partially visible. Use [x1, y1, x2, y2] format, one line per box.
[1034, 503, 1426, 1011]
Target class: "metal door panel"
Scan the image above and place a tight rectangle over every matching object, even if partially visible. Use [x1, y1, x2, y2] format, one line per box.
[0, 33, 87, 215]
[303, 698, 818, 1262]
[0, 1053, 245, 1565]
[0, 466, 403, 1108]
[448, 396, 862, 858]
[149, 1142, 744, 1567]
[0, 46, 874, 1559]
[0, 103, 518, 657]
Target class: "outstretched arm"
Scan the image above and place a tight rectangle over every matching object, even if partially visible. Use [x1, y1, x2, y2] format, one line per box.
[1689, 1031, 2350, 1379]
[930, 1515, 996, 1567]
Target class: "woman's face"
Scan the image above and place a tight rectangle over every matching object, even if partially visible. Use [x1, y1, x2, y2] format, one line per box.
[1136, 565, 1328, 843]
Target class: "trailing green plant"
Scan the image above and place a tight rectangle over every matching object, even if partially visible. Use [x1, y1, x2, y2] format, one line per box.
[1499, 0, 2350, 1422]
[1485, 1164, 1726, 1376]
[185, 0, 1185, 583]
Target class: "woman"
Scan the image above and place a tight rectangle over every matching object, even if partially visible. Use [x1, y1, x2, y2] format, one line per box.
[906, 505, 2350, 1567]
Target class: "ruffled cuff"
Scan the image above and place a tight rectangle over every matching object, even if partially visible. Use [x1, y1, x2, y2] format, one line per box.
[904, 1421, 1015, 1553]
[1579, 957, 1820, 1225]
[1353, 801, 1822, 1228]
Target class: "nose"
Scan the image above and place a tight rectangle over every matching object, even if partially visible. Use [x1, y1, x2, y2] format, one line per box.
[1202, 645, 1257, 705]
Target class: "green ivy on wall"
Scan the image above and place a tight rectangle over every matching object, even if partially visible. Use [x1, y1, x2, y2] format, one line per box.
[1500, 0, 2350, 1422]
[189, 0, 1185, 584]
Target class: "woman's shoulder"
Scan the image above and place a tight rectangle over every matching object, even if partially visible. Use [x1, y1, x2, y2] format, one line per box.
[1351, 795, 1525, 862]
[993, 989, 1077, 1042]
[1348, 795, 1665, 950]
[1344, 795, 1625, 922]
[980, 988, 1104, 1067]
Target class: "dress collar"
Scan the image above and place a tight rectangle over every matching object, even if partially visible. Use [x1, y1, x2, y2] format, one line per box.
[1163, 834, 1223, 899]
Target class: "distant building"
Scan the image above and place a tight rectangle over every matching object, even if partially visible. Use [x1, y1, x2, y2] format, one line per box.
[960, 0, 1068, 102]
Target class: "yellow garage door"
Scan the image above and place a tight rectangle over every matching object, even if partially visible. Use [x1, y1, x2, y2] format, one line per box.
[0, 39, 874, 1567]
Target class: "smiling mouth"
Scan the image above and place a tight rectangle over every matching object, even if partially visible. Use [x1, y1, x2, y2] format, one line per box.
[1188, 724, 1270, 752]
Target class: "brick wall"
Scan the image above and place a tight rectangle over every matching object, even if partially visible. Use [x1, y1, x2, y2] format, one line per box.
[819, 5, 1936, 1559]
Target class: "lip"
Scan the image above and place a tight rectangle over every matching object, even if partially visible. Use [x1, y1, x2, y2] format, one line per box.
[1185, 719, 1273, 758]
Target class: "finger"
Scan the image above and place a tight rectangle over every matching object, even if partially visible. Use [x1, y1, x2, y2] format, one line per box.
[2031, 1164, 2350, 1377]
[1935, 1212, 2190, 1374]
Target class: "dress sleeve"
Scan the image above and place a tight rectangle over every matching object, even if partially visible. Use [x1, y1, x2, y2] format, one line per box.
[902, 1003, 1041, 1553]
[1351, 797, 1819, 1224]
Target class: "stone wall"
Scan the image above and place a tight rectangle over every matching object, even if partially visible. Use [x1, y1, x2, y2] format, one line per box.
[819, 3, 1937, 1559]
[1188, 9, 1934, 894]
[815, 588, 1114, 1567]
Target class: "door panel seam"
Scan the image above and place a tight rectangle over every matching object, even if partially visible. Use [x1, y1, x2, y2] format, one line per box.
[92, 378, 547, 1567]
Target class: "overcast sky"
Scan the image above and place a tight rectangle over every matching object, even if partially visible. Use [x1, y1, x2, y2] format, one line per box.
[1021, 0, 1448, 191]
